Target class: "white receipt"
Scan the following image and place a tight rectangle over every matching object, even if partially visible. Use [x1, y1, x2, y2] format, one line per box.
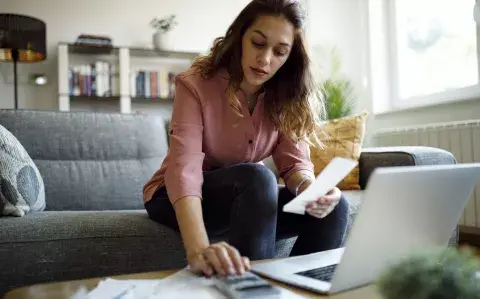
[283, 157, 358, 215]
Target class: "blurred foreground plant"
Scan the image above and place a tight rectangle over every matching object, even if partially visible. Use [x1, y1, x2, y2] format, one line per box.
[376, 246, 480, 299]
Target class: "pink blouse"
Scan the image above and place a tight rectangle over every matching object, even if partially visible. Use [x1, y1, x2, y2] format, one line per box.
[143, 67, 314, 205]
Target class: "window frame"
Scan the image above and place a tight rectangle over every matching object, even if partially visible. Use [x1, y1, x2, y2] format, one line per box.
[383, 0, 480, 111]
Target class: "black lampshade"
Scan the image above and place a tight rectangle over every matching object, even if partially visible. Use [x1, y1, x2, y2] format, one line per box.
[0, 13, 46, 62]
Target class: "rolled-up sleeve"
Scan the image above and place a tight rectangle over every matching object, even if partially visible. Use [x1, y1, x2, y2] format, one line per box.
[164, 76, 205, 205]
[271, 132, 314, 182]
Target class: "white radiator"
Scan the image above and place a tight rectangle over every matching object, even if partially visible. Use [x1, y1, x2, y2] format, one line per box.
[372, 120, 480, 228]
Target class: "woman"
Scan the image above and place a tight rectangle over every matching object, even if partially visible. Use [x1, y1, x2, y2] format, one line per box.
[143, 0, 349, 278]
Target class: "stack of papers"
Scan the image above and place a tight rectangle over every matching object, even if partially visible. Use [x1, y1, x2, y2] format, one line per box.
[70, 269, 307, 298]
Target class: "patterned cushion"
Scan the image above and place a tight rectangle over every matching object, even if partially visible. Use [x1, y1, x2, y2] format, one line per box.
[0, 124, 45, 216]
[309, 111, 368, 190]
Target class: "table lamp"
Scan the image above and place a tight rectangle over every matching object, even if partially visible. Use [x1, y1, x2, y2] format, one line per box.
[0, 14, 46, 109]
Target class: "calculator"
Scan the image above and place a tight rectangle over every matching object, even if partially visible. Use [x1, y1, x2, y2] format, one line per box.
[212, 271, 281, 299]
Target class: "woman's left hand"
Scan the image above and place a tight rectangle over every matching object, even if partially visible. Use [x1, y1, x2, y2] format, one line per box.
[305, 187, 342, 219]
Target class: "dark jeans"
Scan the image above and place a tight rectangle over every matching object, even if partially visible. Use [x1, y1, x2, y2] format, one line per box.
[145, 163, 349, 260]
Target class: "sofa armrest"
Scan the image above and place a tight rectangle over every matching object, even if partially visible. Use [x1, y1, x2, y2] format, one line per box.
[358, 146, 456, 190]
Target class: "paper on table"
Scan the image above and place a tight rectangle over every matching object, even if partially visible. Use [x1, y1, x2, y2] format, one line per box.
[76, 269, 307, 298]
[73, 278, 165, 299]
[152, 269, 307, 298]
[283, 157, 358, 215]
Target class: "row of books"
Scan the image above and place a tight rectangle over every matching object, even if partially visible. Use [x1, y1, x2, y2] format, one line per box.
[130, 69, 176, 99]
[68, 61, 118, 97]
[68, 61, 177, 99]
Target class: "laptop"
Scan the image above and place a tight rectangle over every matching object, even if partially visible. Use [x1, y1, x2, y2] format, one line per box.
[251, 162, 480, 294]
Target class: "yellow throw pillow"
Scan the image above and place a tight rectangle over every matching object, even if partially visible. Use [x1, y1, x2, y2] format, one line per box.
[309, 111, 368, 190]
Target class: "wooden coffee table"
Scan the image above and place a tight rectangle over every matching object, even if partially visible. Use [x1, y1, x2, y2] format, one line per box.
[3, 268, 381, 299]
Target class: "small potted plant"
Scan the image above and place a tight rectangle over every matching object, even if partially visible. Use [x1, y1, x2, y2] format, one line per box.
[150, 14, 178, 51]
[376, 246, 480, 299]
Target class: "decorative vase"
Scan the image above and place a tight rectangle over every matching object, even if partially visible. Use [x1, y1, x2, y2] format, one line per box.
[153, 31, 174, 51]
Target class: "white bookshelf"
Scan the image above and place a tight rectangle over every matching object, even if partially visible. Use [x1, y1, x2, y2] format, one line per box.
[57, 42, 200, 114]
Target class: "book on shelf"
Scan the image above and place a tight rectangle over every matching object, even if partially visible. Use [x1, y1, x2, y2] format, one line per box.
[68, 61, 119, 98]
[67, 61, 177, 101]
[130, 68, 176, 100]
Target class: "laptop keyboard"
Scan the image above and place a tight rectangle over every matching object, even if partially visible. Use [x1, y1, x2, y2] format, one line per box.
[294, 264, 338, 282]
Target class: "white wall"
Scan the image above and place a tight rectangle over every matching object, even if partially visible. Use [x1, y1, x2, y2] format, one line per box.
[305, 0, 374, 144]
[0, 0, 250, 110]
[307, 0, 367, 111]
[373, 99, 480, 129]
[306, 0, 480, 146]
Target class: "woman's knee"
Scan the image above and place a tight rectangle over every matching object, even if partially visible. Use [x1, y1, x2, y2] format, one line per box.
[236, 163, 278, 192]
[235, 163, 278, 212]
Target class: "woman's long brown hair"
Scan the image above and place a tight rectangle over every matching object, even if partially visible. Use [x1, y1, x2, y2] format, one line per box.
[191, 0, 325, 144]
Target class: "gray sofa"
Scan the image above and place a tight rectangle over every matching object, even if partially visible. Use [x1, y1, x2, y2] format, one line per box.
[0, 109, 459, 295]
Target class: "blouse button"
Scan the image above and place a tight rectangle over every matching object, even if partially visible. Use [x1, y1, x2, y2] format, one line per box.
[248, 140, 253, 144]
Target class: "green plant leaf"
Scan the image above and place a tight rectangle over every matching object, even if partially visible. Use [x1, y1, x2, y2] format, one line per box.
[375, 247, 480, 299]
[316, 46, 355, 120]
[321, 77, 354, 120]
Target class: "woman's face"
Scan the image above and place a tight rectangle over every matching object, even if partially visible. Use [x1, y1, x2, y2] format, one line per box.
[241, 15, 294, 93]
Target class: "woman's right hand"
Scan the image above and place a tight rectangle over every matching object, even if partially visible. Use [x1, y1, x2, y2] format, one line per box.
[187, 242, 251, 277]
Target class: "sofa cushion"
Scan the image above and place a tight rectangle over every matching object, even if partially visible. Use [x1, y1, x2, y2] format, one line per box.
[309, 112, 368, 190]
[0, 110, 169, 211]
[0, 125, 45, 216]
[0, 210, 186, 293]
[1, 210, 176, 243]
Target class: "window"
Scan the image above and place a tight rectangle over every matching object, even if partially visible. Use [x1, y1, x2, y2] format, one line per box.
[381, 0, 480, 109]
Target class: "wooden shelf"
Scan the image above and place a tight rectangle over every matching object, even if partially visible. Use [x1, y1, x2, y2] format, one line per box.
[66, 43, 117, 55]
[60, 42, 201, 60]
[70, 95, 119, 101]
[129, 47, 200, 60]
[68, 95, 174, 105]
[57, 42, 189, 114]
[131, 96, 174, 103]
